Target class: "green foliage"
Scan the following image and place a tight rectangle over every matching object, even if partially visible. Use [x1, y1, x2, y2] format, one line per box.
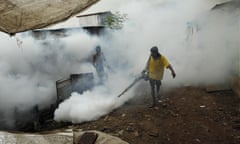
[105, 11, 128, 29]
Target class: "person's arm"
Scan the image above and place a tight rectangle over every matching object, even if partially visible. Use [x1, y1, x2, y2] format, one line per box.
[102, 53, 112, 71]
[102, 52, 108, 67]
[142, 55, 151, 74]
[92, 54, 96, 67]
[102, 52, 106, 62]
[167, 64, 176, 78]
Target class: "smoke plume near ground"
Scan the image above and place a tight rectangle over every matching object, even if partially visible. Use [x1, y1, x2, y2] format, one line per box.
[0, 0, 239, 125]
[54, 0, 239, 123]
[0, 30, 101, 127]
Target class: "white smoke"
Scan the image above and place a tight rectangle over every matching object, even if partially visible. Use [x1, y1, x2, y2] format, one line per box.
[54, 0, 240, 123]
[0, 30, 101, 128]
[54, 64, 138, 123]
[0, 0, 239, 125]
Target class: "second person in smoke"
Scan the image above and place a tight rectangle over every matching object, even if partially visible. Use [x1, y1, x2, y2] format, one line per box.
[142, 46, 176, 108]
[92, 45, 107, 84]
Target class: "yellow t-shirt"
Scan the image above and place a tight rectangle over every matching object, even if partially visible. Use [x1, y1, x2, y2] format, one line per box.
[148, 55, 170, 80]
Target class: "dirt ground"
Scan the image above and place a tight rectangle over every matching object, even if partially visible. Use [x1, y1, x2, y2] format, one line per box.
[74, 86, 240, 144]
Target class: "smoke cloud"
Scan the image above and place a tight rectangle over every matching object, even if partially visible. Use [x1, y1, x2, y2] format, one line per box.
[0, 0, 239, 125]
[55, 0, 240, 123]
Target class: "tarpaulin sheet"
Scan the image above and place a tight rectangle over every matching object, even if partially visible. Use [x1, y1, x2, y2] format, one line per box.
[0, 0, 100, 35]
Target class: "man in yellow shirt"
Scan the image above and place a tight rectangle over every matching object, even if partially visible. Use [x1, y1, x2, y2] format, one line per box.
[143, 46, 176, 108]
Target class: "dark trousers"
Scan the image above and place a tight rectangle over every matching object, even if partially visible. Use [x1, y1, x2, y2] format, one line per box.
[149, 78, 162, 106]
[96, 65, 106, 84]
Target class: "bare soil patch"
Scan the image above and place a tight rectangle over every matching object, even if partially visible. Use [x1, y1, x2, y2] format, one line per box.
[74, 87, 240, 144]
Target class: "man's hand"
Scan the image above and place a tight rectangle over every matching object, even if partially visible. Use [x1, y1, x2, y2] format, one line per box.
[141, 70, 149, 81]
[141, 69, 147, 75]
[167, 65, 176, 79]
[93, 63, 97, 68]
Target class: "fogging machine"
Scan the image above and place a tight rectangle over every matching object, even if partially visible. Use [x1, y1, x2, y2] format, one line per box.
[117, 72, 148, 98]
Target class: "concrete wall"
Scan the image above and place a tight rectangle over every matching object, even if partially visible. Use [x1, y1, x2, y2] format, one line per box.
[232, 19, 240, 97]
[239, 19, 240, 76]
[233, 45, 240, 97]
[238, 19, 240, 76]
[233, 77, 240, 97]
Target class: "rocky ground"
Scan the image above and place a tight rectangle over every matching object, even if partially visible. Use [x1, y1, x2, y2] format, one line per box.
[74, 86, 240, 144]
[2, 84, 240, 144]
